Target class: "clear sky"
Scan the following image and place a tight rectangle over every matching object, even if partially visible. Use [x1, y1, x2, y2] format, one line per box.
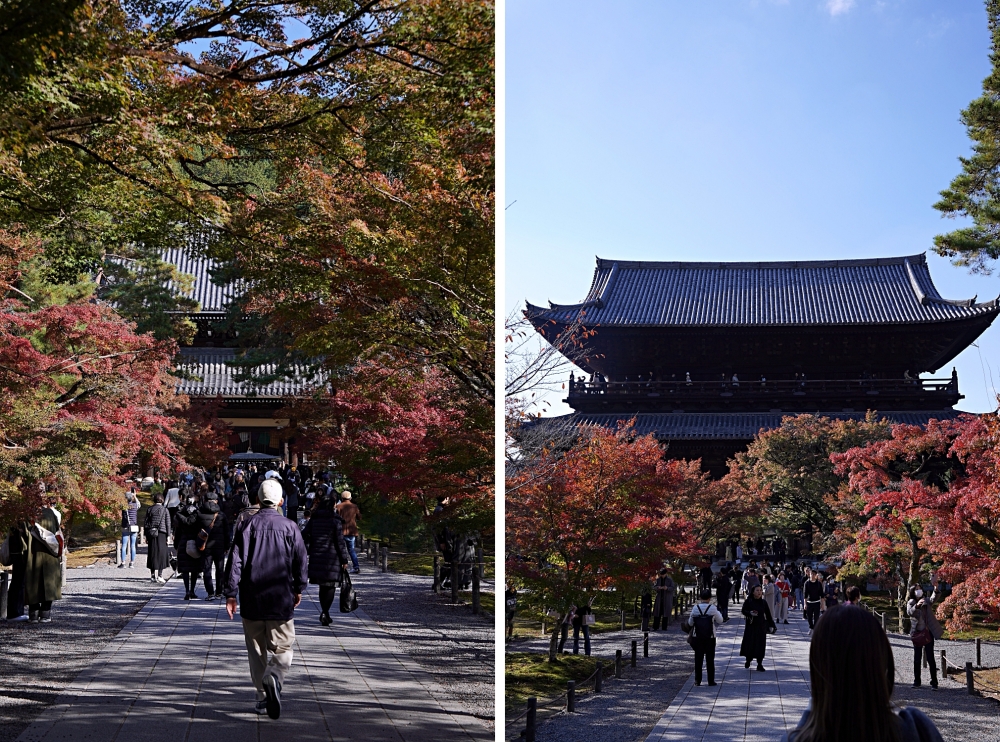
[506, 0, 1000, 416]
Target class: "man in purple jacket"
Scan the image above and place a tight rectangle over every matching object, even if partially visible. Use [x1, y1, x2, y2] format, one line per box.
[225, 479, 308, 719]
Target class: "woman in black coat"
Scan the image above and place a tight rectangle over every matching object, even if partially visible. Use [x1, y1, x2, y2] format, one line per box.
[196, 494, 229, 600]
[741, 584, 777, 671]
[302, 494, 350, 625]
[143, 492, 171, 583]
[174, 494, 204, 599]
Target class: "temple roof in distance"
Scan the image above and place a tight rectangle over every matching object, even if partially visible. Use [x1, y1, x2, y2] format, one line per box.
[160, 248, 236, 314]
[536, 410, 962, 441]
[526, 254, 1000, 328]
[175, 348, 321, 400]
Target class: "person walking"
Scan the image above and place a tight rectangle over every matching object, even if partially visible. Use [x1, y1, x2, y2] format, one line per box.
[790, 569, 803, 611]
[652, 568, 676, 630]
[740, 584, 776, 671]
[907, 581, 942, 689]
[714, 567, 731, 622]
[119, 490, 140, 568]
[164, 481, 181, 527]
[684, 589, 724, 686]
[174, 492, 204, 599]
[143, 492, 171, 584]
[572, 599, 593, 655]
[334, 490, 361, 574]
[198, 493, 229, 600]
[803, 571, 824, 630]
[774, 572, 791, 624]
[301, 490, 350, 626]
[762, 574, 778, 625]
[782, 605, 944, 742]
[224, 479, 308, 720]
[25, 505, 63, 622]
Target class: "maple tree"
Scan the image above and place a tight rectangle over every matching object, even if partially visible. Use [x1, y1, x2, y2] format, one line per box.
[831, 418, 967, 631]
[728, 413, 892, 542]
[0, 233, 183, 539]
[506, 422, 700, 661]
[285, 360, 493, 539]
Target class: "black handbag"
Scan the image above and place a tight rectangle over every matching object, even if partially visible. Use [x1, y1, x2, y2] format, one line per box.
[340, 572, 359, 613]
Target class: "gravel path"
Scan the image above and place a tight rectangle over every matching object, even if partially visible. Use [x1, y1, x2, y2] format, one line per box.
[0, 555, 165, 742]
[505, 615, 693, 742]
[887, 633, 1000, 741]
[355, 567, 496, 729]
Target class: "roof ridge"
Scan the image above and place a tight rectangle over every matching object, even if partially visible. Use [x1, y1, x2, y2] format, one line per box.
[594, 253, 928, 271]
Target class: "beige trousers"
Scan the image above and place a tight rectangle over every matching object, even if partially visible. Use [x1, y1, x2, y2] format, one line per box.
[242, 617, 295, 700]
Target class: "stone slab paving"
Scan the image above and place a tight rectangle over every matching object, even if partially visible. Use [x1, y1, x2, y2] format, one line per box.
[13, 574, 491, 742]
[645, 610, 812, 742]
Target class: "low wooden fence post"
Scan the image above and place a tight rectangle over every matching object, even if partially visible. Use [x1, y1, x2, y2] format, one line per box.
[381, 547, 388, 573]
[567, 681, 575, 712]
[615, 649, 622, 678]
[525, 697, 537, 742]
[966, 662, 975, 694]
[631, 640, 637, 667]
[644, 632, 649, 657]
[976, 637, 982, 668]
[472, 563, 481, 615]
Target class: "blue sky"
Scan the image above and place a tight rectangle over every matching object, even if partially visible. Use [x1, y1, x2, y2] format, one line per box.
[505, 0, 1000, 415]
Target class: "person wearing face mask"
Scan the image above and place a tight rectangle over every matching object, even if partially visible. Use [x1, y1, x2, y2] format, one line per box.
[174, 493, 204, 599]
[906, 580, 943, 688]
[119, 489, 140, 568]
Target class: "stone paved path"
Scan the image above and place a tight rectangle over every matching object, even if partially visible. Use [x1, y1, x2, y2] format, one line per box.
[645, 612, 812, 742]
[14, 574, 491, 742]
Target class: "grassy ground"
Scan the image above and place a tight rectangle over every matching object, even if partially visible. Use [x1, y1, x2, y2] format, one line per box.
[861, 592, 1000, 640]
[505, 651, 614, 711]
[388, 551, 496, 580]
[974, 668, 1000, 700]
[66, 543, 116, 569]
[510, 588, 697, 640]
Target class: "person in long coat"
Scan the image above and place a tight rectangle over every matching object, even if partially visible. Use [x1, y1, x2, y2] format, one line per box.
[741, 584, 777, 671]
[301, 493, 350, 625]
[25, 507, 63, 622]
[906, 581, 943, 688]
[197, 493, 229, 599]
[174, 493, 204, 599]
[5, 523, 29, 620]
[652, 568, 676, 630]
[143, 492, 171, 583]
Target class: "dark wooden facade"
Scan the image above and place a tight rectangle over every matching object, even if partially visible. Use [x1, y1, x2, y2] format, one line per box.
[526, 254, 999, 475]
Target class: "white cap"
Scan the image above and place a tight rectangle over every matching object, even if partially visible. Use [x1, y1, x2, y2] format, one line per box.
[259, 480, 283, 507]
[264, 470, 282, 481]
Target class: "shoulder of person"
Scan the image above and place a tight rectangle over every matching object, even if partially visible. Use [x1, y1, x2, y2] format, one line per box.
[896, 706, 945, 742]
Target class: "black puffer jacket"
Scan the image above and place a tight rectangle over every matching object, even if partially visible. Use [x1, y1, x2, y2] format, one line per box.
[302, 509, 350, 585]
[174, 503, 203, 571]
[197, 500, 229, 555]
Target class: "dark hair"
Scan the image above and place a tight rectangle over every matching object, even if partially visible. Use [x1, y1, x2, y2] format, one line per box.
[152, 492, 165, 504]
[846, 586, 861, 603]
[700, 589, 712, 600]
[793, 605, 899, 742]
[907, 584, 926, 601]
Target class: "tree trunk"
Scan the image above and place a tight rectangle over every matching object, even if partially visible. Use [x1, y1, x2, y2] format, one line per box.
[895, 561, 908, 634]
[548, 622, 561, 662]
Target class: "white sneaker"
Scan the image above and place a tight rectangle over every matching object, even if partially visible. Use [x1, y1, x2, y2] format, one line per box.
[155, 576, 166, 584]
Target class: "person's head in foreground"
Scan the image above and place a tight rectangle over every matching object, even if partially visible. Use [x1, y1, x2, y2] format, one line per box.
[785, 604, 943, 742]
[259, 480, 283, 509]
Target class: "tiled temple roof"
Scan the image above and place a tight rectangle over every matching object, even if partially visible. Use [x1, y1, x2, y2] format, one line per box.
[526, 254, 1000, 327]
[175, 348, 321, 400]
[533, 410, 962, 441]
[160, 248, 236, 314]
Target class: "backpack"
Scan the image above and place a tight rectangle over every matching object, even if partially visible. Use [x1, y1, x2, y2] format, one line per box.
[691, 604, 714, 641]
